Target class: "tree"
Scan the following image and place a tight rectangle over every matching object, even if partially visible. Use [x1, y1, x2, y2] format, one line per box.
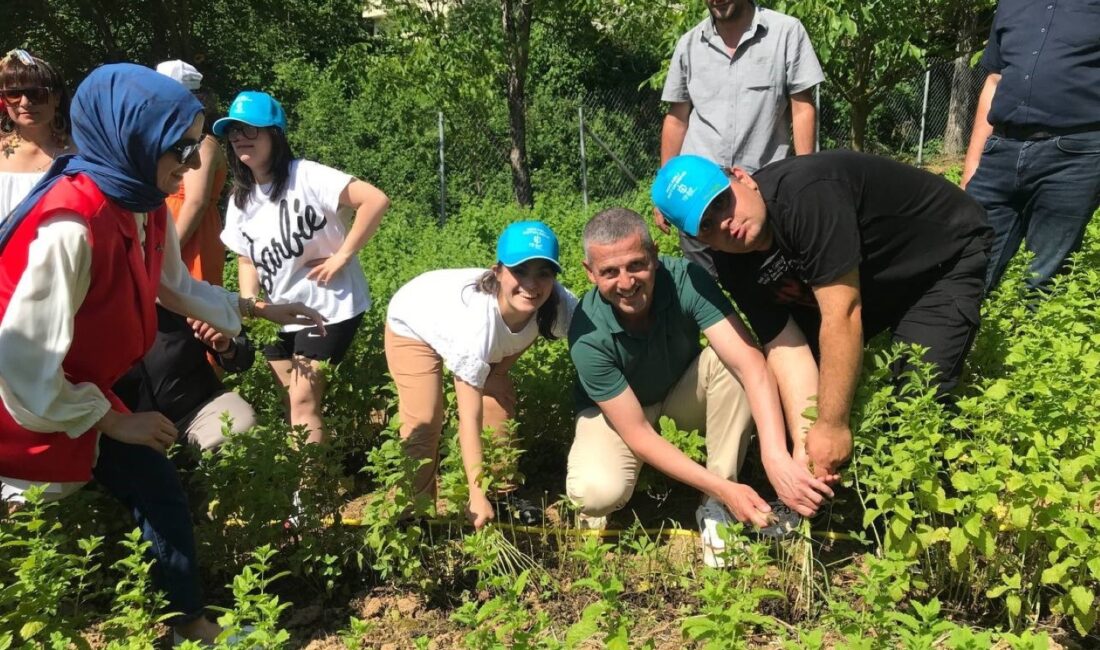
[501, 0, 534, 207]
[771, 0, 993, 151]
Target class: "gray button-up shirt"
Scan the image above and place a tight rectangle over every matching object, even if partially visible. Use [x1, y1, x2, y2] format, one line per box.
[662, 7, 825, 172]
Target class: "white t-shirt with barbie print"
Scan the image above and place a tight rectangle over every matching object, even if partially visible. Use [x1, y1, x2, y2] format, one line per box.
[387, 268, 578, 389]
[221, 159, 371, 332]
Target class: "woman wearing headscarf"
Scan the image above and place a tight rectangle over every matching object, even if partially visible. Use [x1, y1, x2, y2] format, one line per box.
[0, 63, 322, 645]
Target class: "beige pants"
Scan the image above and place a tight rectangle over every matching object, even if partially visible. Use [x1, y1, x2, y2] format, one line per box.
[566, 346, 754, 517]
[178, 390, 257, 452]
[384, 325, 517, 498]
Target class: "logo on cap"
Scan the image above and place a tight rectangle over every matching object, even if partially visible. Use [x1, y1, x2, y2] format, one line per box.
[665, 170, 696, 202]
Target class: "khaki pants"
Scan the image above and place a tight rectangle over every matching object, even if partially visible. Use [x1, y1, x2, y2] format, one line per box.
[384, 325, 517, 498]
[566, 346, 754, 517]
[177, 391, 256, 452]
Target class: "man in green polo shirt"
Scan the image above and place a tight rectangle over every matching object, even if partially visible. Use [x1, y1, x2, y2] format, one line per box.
[566, 207, 835, 566]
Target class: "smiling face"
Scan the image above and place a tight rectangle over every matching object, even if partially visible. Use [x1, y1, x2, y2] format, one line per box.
[693, 170, 771, 254]
[496, 259, 558, 323]
[583, 233, 658, 325]
[155, 113, 204, 194]
[706, 0, 749, 22]
[228, 124, 274, 176]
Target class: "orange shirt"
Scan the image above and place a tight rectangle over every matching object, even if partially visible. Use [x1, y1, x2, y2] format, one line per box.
[165, 158, 228, 286]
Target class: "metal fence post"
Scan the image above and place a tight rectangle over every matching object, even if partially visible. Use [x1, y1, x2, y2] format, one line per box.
[437, 111, 447, 225]
[917, 69, 930, 166]
[814, 85, 821, 152]
[578, 102, 589, 210]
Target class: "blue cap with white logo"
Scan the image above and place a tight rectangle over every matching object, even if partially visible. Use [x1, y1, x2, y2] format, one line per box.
[496, 221, 561, 272]
[651, 155, 730, 236]
[212, 91, 287, 136]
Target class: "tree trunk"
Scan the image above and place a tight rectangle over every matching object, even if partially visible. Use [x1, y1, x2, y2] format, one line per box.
[942, 55, 974, 157]
[501, 0, 534, 208]
[943, 11, 983, 158]
[850, 98, 868, 152]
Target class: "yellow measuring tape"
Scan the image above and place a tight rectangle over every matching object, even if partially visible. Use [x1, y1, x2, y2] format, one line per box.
[327, 516, 857, 542]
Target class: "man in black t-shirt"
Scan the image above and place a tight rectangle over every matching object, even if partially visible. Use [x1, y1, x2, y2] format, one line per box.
[651, 151, 991, 481]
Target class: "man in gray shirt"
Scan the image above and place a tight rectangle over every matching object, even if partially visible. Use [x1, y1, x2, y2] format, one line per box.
[658, 0, 824, 274]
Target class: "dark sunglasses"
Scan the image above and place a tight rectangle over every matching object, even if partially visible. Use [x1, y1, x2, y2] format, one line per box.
[168, 139, 202, 165]
[0, 86, 51, 104]
[224, 123, 260, 140]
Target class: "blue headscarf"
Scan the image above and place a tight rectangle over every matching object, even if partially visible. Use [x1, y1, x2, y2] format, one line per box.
[0, 63, 203, 252]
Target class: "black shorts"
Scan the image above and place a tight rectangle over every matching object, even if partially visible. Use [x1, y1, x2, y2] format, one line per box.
[263, 312, 364, 364]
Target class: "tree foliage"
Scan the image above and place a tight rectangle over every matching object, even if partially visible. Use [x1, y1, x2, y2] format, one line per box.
[770, 0, 994, 150]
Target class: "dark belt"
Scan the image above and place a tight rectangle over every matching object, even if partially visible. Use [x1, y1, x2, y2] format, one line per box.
[993, 123, 1100, 141]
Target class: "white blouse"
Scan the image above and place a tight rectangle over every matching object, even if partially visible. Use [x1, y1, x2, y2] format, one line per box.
[386, 268, 577, 388]
[0, 211, 241, 499]
[0, 171, 45, 225]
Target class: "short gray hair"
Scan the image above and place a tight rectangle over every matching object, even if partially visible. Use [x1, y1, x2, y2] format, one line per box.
[582, 207, 655, 262]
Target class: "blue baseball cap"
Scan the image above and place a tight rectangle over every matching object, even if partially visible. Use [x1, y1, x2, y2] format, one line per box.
[651, 155, 730, 236]
[496, 221, 561, 272]
[212, 91, 287, 136]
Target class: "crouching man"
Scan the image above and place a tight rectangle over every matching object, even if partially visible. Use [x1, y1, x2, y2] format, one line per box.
[565, 208, 835, 566]
[652, 152, 992, 482]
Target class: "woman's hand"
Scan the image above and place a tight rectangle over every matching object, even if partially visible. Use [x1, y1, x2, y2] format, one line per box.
[467, 489, 495, 530]
[96, 410, 178, 454]
[254, 301, 327, 333]
[305, 253, 351, 286]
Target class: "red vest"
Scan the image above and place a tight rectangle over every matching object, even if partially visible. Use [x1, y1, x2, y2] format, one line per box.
[0, 174, 164, 481]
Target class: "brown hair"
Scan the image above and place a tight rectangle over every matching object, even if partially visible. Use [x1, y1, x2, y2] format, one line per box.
[474, 264, 563, 340]
[0, 51, 71, 138]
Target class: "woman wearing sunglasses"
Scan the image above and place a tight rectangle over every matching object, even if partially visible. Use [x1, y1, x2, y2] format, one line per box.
[0, 50, 73, 222]
[0, 64, 324, 645]
[216, 91, 389, 449]
[155, 60, 229, 285]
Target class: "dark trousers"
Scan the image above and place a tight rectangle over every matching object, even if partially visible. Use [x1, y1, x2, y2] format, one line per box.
[966, 130, 1100, 293]
[790, 238, 989, 399]
[92, 436, 203, 624]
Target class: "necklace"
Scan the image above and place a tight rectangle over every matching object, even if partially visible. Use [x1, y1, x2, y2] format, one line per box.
[1, 132, 70, 171]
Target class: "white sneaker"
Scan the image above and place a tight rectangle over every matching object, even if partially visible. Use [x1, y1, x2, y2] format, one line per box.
[576, 512, 608, 531]
[287, 490, 303, 529]
[696, 497, 735, 568]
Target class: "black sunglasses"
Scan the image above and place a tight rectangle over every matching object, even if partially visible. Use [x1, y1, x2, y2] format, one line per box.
[224, 123, 260, 140]
[168, 138, 202, 165]
[0, 86, 51, 104]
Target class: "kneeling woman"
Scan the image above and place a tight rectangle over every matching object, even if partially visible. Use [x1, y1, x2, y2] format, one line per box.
[0, 64, 322, 645]
[385, 221, 577, 529]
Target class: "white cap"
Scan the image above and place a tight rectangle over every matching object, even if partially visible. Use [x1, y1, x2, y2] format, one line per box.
[155, 60, 203, 91]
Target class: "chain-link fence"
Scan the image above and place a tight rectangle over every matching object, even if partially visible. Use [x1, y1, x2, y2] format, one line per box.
[425, 57, 987, 220]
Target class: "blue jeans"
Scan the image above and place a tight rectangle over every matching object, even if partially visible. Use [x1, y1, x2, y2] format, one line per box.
[966, 129, 1100, 293]
[93, 436, 204, 624]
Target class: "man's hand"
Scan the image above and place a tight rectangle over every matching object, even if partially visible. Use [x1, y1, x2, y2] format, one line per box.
[652, 207, 671, 234]
[187, 318, 231, 353]
[96, 410, 178, 454]
[714, 480, 773, 528]
[805, 421, 852, 481]
[305, 252, 351, 286]
[467, 489, 495, 530]
[762, 452, 836, 517]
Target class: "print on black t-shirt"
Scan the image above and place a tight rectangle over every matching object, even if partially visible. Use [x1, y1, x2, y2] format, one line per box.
[756, 250, 817, 308]
[245, 198, 328, 294]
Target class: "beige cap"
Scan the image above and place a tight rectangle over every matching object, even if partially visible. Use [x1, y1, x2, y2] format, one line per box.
[155, 60, 202, 91]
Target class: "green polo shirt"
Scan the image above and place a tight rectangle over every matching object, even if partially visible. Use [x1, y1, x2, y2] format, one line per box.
[569, 256, 734, 413]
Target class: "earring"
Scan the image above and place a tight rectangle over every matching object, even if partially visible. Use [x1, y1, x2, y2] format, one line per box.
[0, 114, 12, 134]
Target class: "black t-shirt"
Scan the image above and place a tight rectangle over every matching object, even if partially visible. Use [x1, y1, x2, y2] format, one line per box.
[712, 151, 991, 345]
[113, 306, 255, 423]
